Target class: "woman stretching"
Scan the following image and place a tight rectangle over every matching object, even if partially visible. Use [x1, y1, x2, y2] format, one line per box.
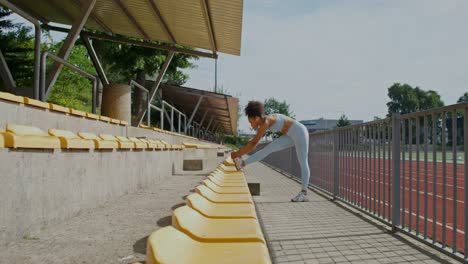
[230, 101, 311, 202]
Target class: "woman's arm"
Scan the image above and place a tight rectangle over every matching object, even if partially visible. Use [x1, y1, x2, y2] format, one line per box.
[231, 118, 271, 159]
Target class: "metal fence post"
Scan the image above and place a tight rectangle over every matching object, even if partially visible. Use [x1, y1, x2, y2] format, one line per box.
[333, 131, 339, 200]
[392, 115, 401, 232]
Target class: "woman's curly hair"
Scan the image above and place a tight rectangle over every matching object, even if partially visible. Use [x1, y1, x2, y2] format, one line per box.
[244, 101, 264, 118]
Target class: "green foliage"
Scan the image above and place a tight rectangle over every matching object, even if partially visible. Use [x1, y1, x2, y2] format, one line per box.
[223, 134, 250, 148]
[457, 92, 468, 103]
[46, 42, 97, 112]
[0, 7, 34, 90]
[386, 83, 444, 116]
[263, 97, 295, 118]
[263, 97, 294, 137]
[93, 39, 198, 86]
[336, 114, 351, 127]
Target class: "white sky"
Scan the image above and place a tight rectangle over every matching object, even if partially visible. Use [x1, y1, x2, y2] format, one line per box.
[182, 0, 468, 132]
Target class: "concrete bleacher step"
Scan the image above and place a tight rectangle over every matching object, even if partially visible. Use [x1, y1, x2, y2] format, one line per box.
[202, 179, 250, 194]
[186, 193, 257, 219]
[195, 185, 253, 204]
[172, 206, 265, 243]
[146, 226, 271, 264]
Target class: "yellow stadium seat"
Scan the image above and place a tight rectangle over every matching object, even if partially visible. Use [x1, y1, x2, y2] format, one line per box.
[195, 185, 253, 204]
[69, 108, 87, 117]
[213, 168, 245, 177]
[223, 157, 235, 166]
[207, 176, 247, 187]
[0, 92, 24, 104]
[172, 206, 265, 243]
[86, 112, 100, 120]
[210, 172, 246, 182]
[148, 139, 165, 149]
[48, 129, 94, 149]
[2, 124, 60, 149]
[202, 179, 250, 194]
[24, 98, 50, 109]
[99, 115, 111, 122]
[146, 226, 271, 264]
[0, 129, 4, 148]
[113, 136, 136, 149]
[99, 134, 132, 149]
[110, 118, 120, 124]
[139, 138, 159, 149]
[49, 103, 70, 114]
[127, 137, 148, 149]
[218, 164, 239, 173]
[183, 142, 199, 148]
[158, 140, 173, 149]
[77, 132, 117, 149]
[138, 124, 151, 129]
[186, 193, 256, 219]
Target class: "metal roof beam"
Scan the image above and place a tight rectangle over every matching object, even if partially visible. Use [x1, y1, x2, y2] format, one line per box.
[44, 0, 96, 98]
[200, 0, 217, 52]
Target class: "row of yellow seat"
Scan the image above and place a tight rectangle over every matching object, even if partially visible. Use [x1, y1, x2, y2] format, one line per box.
[145, 158, 271, 264]
[139, 124, 199, 141]
[0, 124, 183, 150]
[0, 92, 128, 126]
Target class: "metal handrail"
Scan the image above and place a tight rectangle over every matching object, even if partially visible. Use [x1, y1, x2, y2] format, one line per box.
[40, 52, 97, 113]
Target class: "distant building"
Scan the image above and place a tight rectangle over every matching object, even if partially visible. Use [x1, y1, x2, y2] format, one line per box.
[300, 118, 363, 133]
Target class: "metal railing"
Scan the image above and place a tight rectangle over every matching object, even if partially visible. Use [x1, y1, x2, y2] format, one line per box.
[162, 100, 186, 133]
[40, 52, 97, 113]
[130, 81, 188, 134]
[258, 102, 468, 262]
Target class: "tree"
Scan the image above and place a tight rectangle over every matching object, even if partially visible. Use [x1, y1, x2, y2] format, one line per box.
[264, 97, 295, 118]
[457, 93, 468, 103]
[263, 97, 294, 138]
[0, 7, 34, 91]
[387, 83, 444, 145]
[92, 39, 198, 124]
[386, 83, 444, 117]
[337, 114, 351, 127]
[46, 41, 97, 112]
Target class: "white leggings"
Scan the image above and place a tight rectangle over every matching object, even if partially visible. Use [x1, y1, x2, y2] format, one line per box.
[244, 122, 310, 190]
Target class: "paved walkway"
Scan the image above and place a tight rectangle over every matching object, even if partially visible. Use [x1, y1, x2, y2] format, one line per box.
[0, 175, 202, 264]
[245, 162, 462, 264]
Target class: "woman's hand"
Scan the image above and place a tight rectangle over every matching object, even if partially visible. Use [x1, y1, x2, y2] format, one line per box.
[231, 151, 241, 159]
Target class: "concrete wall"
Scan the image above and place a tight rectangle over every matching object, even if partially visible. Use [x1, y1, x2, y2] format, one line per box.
[0, 100, 225, 244]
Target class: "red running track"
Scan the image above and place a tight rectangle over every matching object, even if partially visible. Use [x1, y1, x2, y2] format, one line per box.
[309, 153, 466, 254]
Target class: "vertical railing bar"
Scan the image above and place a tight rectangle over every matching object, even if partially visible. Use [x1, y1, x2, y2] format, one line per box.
[452, 109, 458, 253]
[416, 116, 421, 236]
[409, 118, 413, 231]
[402, 119, 407, 229]
[424, 114, 429, 239]
[442, 111, 447, 247]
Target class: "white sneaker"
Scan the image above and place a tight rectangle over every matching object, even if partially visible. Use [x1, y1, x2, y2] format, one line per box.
[291, 192, 309, 202]
[234, 158, 244, 171]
